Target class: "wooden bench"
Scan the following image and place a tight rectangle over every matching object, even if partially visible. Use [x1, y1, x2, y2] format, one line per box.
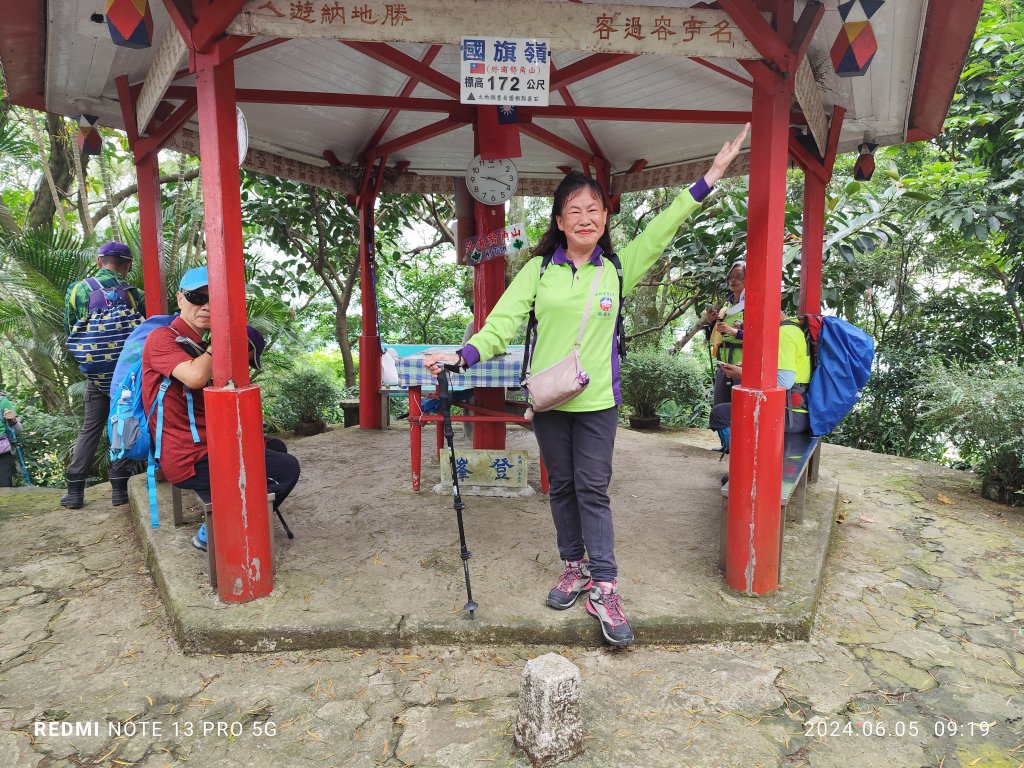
[719, 432, 822, 575]
[170, 486, 286, 589]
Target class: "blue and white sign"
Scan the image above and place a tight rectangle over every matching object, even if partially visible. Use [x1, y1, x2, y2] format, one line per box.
[460, 36, 551, 106]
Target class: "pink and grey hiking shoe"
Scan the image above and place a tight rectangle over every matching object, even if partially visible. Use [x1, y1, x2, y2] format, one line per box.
[546, 560, 593, 610]
[586, 580, 634, 647]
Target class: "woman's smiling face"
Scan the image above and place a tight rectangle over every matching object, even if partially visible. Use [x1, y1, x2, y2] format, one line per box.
[556, 187, 608, 255]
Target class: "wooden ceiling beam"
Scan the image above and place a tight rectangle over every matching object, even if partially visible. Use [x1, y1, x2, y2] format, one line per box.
[343, 41, 459, 99]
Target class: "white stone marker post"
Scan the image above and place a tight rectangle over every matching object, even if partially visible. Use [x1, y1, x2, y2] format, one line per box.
[513, 652, 583, 767]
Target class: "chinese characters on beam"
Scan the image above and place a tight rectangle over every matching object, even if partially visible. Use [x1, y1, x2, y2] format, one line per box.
[593, 13, 734, 44]
[231, 2, 756, 59]
[261, 1, 414, 25]
[460, 37, 551, 106]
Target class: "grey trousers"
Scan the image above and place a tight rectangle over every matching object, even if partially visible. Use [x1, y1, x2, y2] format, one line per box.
[67, 380, 133, 479]
[712, 367, 733, 408]
[532, 406, 619, 583]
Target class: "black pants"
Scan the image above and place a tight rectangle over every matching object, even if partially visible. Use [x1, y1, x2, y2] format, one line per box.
[68, 380, 133, 479]
[176, 440, 300, 510]
[0, 453, 15, 487]
[532, 406, 619, 583]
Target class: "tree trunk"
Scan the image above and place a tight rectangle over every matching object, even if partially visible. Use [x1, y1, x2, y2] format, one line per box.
[996, 264, 1024, 340]
[26, 114, 75, 231]
[629, 262, 669, 351]
[309, 187, 359, 387]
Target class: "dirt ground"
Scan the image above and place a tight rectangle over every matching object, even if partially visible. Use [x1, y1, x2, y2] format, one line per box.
[0, 424, 1021, 767]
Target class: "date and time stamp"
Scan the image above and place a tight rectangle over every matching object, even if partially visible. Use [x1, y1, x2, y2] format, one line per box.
[804, 717, 995, 739]
[34, 715, 998, 743]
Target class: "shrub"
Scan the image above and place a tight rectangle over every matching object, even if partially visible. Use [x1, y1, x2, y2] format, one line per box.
[918, 362, 1024, 506]
[262, 366, 342, 429]
[620, 347, 710, 421]
[8, 406, 82, 487]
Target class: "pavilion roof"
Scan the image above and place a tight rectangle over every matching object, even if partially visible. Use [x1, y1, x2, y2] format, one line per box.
[1, 0, 981, 196]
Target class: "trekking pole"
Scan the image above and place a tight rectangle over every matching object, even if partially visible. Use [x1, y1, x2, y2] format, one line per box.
[436, 364, 478, 618]
[14, 444, 32, 486]
[703, 323, 715, 378]
[5, 426, 32, 486]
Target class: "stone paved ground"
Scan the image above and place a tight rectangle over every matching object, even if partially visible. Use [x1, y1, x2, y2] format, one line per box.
[0, 436, 1021, 768]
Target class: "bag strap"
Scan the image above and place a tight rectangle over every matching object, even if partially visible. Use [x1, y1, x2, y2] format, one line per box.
[520, 255, 554, 385]
[604, 252, 627, 360]
[522, 263, 604, 382]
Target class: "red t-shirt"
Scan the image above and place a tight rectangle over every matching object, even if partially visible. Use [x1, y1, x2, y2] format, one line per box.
[142, 316, 208, 485]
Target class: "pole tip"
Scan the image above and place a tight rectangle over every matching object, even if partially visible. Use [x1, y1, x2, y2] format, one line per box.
[465, 600, 478, 618]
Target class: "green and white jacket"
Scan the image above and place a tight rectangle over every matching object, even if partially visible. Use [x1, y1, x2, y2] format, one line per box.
[460, 186, 706, 412]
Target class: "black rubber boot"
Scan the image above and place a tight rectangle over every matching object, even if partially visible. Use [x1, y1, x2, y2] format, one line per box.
[60, 474, 87, 509]
[110, 476, 130, 506]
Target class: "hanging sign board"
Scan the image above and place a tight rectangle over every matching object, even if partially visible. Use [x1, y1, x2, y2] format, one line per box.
[460, 37, 551, 106]
[463, 223, 529, 265]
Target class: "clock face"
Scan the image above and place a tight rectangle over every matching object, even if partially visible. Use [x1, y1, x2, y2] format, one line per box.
[465, 155, 518, 205]
[236, 107, 249, 165]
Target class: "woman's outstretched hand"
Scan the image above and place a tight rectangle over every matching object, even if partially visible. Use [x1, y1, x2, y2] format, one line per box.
[704, 122, 750, 187]
[423, 352, 460, 376]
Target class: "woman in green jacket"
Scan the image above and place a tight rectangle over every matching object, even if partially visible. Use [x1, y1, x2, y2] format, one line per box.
[425, 124, 749, 647]
[0, 394, 23, 487]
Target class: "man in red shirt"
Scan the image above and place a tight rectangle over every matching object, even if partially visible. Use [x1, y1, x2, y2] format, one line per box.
[142, 267, 300, 551]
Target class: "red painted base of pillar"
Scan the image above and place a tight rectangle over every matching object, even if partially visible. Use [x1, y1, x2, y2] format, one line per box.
[204, 386, 274, 602]
[725, 386, 786, 595]
[359, 334, 383, 430]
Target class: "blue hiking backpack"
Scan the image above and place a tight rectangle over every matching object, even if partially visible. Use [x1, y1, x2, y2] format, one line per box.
[798, 315, 875, 436]
[108, 314, 200, 528]
[66, 278, 144, 393]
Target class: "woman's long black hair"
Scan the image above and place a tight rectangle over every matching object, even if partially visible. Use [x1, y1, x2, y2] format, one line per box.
[533, 172, 614, 258]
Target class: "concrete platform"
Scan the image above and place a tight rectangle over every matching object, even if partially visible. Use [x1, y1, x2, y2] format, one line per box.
[127, 424, 838, 654]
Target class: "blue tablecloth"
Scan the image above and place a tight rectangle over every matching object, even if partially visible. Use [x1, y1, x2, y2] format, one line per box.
[396, 345, 526, 388]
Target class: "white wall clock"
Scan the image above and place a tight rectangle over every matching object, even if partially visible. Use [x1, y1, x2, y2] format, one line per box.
[465, 155, 518, 205]
[236, 107, 249, 165]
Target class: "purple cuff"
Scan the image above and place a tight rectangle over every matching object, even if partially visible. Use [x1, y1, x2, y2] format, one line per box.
[459, 344, 481, 368]
[689, 177, 713, 203]
[735, 328, 744, 341]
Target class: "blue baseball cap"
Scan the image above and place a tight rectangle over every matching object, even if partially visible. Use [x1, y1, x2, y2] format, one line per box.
[179, 266, 208, 291]
[98, 241, 133, 260]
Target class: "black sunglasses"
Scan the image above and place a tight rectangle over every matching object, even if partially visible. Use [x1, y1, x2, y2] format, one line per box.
[182, 289, 210, 306]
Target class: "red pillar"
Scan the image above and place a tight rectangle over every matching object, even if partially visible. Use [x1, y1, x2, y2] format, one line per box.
[798, 172, 826, 316]
[471, 116, 510, 449]
[135, 153, 168, 316]
[726, 60, 794, 595]
[194, 46, 273, 602]
[358, 186, 383, 430]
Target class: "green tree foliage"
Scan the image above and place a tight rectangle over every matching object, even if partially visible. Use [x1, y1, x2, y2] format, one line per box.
[907, 0, 1024, 334]
[240, 173, 454, 385]
[377, 257, 470, 345]
[919, 361, 1024, 505]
